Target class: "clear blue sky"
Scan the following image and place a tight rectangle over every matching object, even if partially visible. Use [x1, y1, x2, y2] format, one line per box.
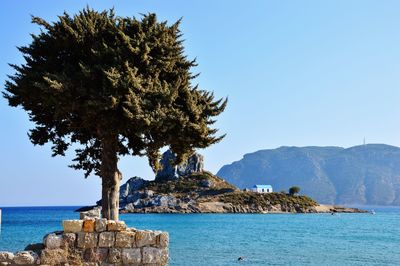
[1, 0, 400, 206]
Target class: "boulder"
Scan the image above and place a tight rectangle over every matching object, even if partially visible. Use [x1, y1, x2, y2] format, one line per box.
[43, 233, 63, 249]
[0, 252, 14, 263]
[155, 150, 204, 181]
[13, 251, 38, 265]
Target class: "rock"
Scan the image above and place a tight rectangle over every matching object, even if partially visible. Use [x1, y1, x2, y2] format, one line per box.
[95, 218, 108, 232]
[115, 231, 135, 248]
[63, 220, 83, 233]
[40, 248, 67, 265]
[83, 219, 95, 232]
[0, 252, 14, 263]
[77, 232, 98, 248]
[98, 232, 115, 248]
[157, 232, 169, 248]
[142, 247, 168, 264]
[83, 248, 108, 262]
[43, 233, 63, 249]
[155, 150, 204, 181]
[62, 233, 76, 248]
[121, 248, 141, 264]
[80, 207, 101, 220]
[24, 243, 44, 254]
[13, 251, 38, 265]
[135, 231, 157, 247]
[107, 220, 126, 231]
[120, 177, 147, 198]
[108, 248, 122, 263]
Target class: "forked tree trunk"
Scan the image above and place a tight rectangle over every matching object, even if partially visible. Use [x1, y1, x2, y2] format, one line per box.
[100, 136, 121, 221]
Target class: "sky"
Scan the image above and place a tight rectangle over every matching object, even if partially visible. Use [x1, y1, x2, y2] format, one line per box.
[1, 0, 400, 206]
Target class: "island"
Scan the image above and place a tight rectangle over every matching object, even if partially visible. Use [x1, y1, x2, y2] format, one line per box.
[80, 150, 367, 214]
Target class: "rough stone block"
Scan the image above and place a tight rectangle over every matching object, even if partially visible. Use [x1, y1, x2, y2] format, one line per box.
[80, 208, 101, 220]
[77, 232, 98, 248]
[83, 248, 108, 263]
[108, 248, 122, 263]
[63, 220, 83, 233]
[98, 232, 115, 248]
[40, 248, 67, 265]
[142, 247, 168, 264]
[95, 218, 107, 232]
[62, 233, 77, 248]
[107, 220, 127, 231]
[135, 230, 157, 247]
[121, 248, 141, 264]
[13, 251, 38, 265]
[115, 231, 135, 248]
[83, 219, 95, 232]
[157, 232, 169, 248]
[0, 252, 14, 263]
[44, 233, 63, 249]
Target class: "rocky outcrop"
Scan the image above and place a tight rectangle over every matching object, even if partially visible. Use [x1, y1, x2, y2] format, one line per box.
[0, 219, 169, 265]
[155, 150, 204, 181]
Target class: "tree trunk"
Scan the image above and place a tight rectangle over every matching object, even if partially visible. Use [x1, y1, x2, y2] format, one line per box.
[100, 136, 121, 220]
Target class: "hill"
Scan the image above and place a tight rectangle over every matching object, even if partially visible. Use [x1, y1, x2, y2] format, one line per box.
[217, 144, 400, 205]
[116, 172, 326, 213]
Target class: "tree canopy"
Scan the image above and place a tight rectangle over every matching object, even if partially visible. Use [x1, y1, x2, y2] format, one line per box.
[289, 186, 301, 196]
[3, 7, 227, 220]
[3, 8, 227, 177]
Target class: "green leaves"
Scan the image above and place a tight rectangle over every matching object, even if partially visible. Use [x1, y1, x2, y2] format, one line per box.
[4, 7, 227, 178]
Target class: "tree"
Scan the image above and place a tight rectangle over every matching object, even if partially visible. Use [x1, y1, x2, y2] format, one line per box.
[3, 8, 227, 220]
[289, 186, 300, 196]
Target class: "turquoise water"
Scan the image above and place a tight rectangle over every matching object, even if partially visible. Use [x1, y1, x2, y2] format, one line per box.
[0, 206, 399, 265]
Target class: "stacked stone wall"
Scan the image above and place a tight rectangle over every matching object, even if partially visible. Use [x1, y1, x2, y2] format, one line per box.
[0, 218, 169, 265]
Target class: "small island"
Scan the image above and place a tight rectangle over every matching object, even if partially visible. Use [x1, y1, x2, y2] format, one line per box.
[82, 150, 367, 214]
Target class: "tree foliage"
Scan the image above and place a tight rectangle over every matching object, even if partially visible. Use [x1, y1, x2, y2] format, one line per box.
[289, 186, 301, 196]
[3, 8, 227, 178]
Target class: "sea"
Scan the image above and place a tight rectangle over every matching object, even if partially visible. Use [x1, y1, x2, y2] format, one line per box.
[0, 206, 399, 266]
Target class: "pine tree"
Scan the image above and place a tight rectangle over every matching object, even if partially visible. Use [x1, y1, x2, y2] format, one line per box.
[3, 8, 227, 220]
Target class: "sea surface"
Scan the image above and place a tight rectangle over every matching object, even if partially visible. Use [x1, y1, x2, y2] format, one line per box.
[0, 206, 399, 265]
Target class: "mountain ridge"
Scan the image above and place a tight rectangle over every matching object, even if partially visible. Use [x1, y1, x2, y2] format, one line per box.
[217, 144, 400, 205]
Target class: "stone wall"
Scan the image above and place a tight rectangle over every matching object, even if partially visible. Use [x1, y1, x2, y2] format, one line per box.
[0, 218, 169, 265]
